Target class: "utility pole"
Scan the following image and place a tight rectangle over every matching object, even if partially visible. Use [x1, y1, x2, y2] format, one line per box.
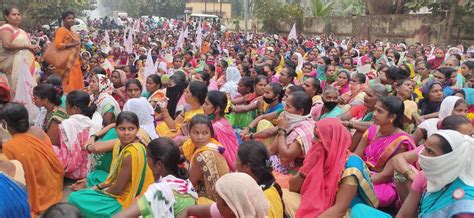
[244, 0, 248, 34]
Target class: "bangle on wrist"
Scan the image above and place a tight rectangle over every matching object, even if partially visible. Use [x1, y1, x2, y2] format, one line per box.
[277, 128, 287, 136]
[96, 184, 103, 190]
[250, 133, 254, 139]
[90, 134, 98, 141]
[348, 121, 353, 129]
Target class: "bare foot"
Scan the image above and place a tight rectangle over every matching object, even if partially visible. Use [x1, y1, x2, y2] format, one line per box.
[70, 179, 87, 191]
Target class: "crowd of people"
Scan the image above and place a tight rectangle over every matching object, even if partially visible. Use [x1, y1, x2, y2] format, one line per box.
[1, 5, 474, 218]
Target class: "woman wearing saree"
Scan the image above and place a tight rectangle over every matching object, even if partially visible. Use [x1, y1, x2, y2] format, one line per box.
[396, 130, 474, 217]
[156, 80, 207, 141]
[116, 138, 198, 217]
[0, 7, 39, 96]
[203, 91, 239, 171]
[413, 96, 468, 145]
[54, 90, 102, 180]
[90, 74, 121, 126]
[183, 115, 229, 204]
[332, 69, 351, 95]
[284, 118, 379, 218]
[271, 91, 314, 189]
[340, 73, 367, 109]
[355, 96, 416, 208]
[52, 11, 84, 93]
[1, 103, 64, 215]
[110, 69, 128, 109]
[69, 112, 154, 217]
[0, 172, 30, 218]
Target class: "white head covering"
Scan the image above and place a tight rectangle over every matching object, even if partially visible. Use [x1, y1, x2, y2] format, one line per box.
[419, 130, 474, 192]
[215, 173, 269, 218]
[219, 66, 241, 99]
[438, 96, 462, 120]
[123, 97, 159, 140]
[294, 52, 304, 72]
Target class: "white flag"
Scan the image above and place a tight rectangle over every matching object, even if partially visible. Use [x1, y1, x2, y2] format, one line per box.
[176, 26, 188, 49]
[288, 23, 297, 41]
[104, 30, 110, 48]
[14, 52, 39, 124]
[124, 27, 134, 53]
[143, 49, 156, 81]
[195, 23, 203, 48]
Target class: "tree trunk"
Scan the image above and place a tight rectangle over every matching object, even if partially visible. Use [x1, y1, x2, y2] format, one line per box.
[446, 0, 456, 45]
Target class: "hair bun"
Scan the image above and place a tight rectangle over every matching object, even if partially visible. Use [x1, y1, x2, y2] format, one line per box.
[178, 155, 186, 164]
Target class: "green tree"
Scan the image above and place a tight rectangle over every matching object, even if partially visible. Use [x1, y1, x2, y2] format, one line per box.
[332, 0, 367, 16]
[253, 0, 304, 32]
[2, 0, 96, 29]
[309, 0, 333, 16]
[404, 0, 474, 44]
[100, 0, 185, 18]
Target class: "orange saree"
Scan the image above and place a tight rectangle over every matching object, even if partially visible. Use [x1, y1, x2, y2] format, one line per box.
[2, 131, 64, 215]
[53, 27, 84, 93]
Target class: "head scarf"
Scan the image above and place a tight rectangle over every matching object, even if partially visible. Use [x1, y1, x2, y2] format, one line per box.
[93, 74, 120, 114]
[428, 47, 445, 69]
[294, 52, 304, 72]
[166, 71, 188, 119]
[113, 69, 127, 86]
[419, 130, 474, 192]
[219, 66, 241, 99]
[418, 80, 443, 115]
[337, 69, 351, 94]
[123, 97, 159, 140]
[438, 96, 461, 120]
[215, 173, 269, 218]
[297, 118, 351, 217]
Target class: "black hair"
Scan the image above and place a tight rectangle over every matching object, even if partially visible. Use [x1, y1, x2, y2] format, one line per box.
[238, 141, 285, 211]
[289, 91, 312, 115]
[188, 81, 208, 105]
[320, 56, 331, 65]
[306, 77, 322, 95]
[33, 84, 62, 106]
[440, 115, 471, 131]
[147, 74, 162, 89]
[386, 66, 409, 82]
[46, 74, 63, 87]
[116, 111, 139, 128]
[147, 137, 189, 180]
[92, 67, 106, 76]
[66, 91, 97, 118]
[125, 79, 143, 91]
[237, 141, 275, 186]
[415, 60, 431, 71]
[0, 103, 29, 133]
[240, 76, 254, 93]
[431, 134, 453, 154]
[42, 203, 82, 218]
[268, 82, 284, 102]
[255, 75, 267, 85]
[220, 59, 228, 69]
[3, 7, 18, 19]
[207, 63, 215, 73]
[189, 114, 214, 137]
[342, 57, 354, 67]
[378, 96, 405, 129]
[206, 91, 227, 116]
[196, 71, 211, 86]
[437, 67, 457, 82]
[353, 73, 366, 84]
[61, 11, 75, 20]
[288, 85, 305, 93]
[463, 61, 474, 70]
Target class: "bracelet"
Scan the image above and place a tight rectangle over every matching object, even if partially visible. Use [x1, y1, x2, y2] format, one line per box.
[96, 184, 103, 190]
[90, 134, 98, 141]
[85, 144, 93, 153]
[250, 133, 254, 140]
[348, 121, 354, 129]
[277, 128, 287, 136]
[403, 169, 416, 180]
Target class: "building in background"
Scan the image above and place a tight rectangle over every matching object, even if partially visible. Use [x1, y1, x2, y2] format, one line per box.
[185, 0, 232, 19]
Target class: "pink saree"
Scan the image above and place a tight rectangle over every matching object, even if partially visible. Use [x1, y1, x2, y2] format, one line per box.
[363, 125, 415, 207]
[212, 117, 238, 171]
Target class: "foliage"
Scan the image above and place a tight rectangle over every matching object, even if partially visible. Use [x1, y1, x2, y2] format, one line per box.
[100, 0, 185, 18]
[253, 0, 304, 32]
[332, 0, 367, 16]
[309, 0, 334, 16]
[2, 0, 96, 29]
[404, 0, 474, 15]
